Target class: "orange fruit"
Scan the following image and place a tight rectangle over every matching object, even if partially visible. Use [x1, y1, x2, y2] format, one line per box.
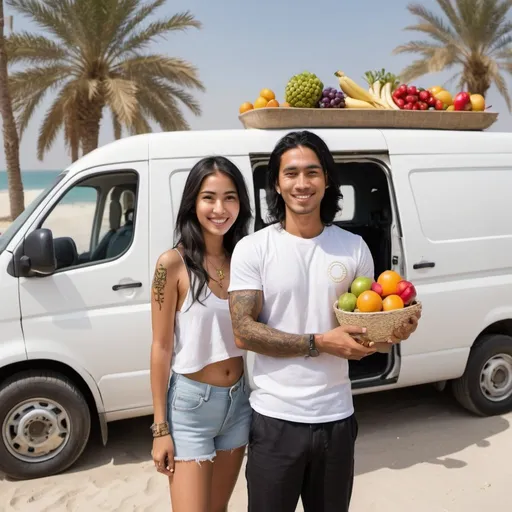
[254, 96, 268, 109]
[428, 86, 444, 95]
[266, 99, 280, 107]
[377, 270, 402, 297]
[433, 90, 453, 106]
[239, 102, 254, 114]
[281, 102, 291, 107]
[356, 290, 383, 313]
[382, 294, 404, 311]
[259, 88, 275, 101]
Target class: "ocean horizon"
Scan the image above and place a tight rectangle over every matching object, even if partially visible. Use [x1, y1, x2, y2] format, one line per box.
[0, 170, 95, 204]
[0, 170, 62, 192]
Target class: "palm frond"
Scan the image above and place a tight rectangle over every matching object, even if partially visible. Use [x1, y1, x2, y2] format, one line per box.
[7, 0, 79, 53]
[106, 0, 166, 57]
[134, 75, 202, 116]
[37, 83, 78, 160]
[104, 77, 138, 125]
[489, 60, 512, 111]
[109, 11, 202, 63]
[405, 4, 463, 49]
[16, 89, 48, 138]
[117, 54, 205, 91]
[6, 32, 69, 65]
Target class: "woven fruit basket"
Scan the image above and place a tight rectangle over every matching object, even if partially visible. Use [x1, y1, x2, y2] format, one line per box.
[333, 300, 422, 347]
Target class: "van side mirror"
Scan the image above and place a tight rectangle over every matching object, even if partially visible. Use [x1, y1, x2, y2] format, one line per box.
[22, 228, 57, 276]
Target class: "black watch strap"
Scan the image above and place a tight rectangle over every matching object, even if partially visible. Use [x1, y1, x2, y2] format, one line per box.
[308, 334, 320, 357]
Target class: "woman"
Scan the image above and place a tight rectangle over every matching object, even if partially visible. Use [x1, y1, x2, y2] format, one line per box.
[149, 156, 252, 512]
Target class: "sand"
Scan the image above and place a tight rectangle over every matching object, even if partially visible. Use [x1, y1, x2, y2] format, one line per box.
[0, 385, 509, 511]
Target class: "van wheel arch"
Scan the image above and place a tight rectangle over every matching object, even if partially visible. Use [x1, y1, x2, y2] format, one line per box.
[0, 360, 107, 444]
[452, 333, 512, 416]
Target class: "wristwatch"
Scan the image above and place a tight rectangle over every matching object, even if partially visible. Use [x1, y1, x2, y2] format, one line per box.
[308, 334, 320, 357]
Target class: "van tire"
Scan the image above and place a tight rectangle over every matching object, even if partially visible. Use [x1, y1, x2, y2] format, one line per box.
[0, 370, 91, 480]
[452, 334, 512, 416]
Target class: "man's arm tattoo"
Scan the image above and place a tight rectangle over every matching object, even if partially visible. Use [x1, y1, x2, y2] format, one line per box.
[229, 290, 309, 357]
[152, 264, 167, 311]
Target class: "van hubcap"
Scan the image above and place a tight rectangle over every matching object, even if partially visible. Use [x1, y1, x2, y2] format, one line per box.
[480, 354, 512, 402]
[2, 399, 71, 462]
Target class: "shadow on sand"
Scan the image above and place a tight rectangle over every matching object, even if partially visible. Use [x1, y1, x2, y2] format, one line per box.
[0, 384, 509, 482]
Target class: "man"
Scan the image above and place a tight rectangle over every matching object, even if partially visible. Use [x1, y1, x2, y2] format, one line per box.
[228, 130, 420, 512]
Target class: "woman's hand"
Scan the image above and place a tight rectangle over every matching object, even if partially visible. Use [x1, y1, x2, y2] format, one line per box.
[152, 435, 175, 477]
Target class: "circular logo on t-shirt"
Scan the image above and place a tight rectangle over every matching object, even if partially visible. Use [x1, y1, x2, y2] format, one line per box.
[328, 261, 348, 283]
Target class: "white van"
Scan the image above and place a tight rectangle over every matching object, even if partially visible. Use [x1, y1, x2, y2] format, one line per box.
[1, 127, 511, 480]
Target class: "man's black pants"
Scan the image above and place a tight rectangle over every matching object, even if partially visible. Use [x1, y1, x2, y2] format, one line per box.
[246, 410, 358, 512]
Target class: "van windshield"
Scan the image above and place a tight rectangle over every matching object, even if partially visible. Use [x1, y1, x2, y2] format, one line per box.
[0, 172, 66, 254]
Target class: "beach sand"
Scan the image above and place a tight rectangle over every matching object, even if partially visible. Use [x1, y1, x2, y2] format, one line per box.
[0, 385, 510, 511]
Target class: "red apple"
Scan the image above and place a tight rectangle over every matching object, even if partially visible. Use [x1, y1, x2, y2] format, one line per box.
[453, 92, 471, 111]
[396, 280, 417, 305]
[371, 282, 383, 296]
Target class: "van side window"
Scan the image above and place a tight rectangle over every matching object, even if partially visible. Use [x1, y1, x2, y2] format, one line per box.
[39, 171, 138, 271]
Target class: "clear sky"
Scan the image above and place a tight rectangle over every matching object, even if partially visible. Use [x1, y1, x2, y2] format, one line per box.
[1, 0, 511, 171]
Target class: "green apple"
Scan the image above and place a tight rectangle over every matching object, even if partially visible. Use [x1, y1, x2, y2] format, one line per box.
[350, 276, 373, 298]
[338, 292, 357, 312]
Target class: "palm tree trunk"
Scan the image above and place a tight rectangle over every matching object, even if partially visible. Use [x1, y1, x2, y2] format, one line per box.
[0, 1, 24, 220]
[81, 100, 103, 156]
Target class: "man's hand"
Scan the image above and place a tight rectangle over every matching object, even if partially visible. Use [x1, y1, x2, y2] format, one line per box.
[387, 309, 422, 344]
[316, 325, 377, 360]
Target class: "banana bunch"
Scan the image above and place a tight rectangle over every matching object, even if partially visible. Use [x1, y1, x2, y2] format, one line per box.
[335, 70, 388, 109]
[364, 69, 401, 110]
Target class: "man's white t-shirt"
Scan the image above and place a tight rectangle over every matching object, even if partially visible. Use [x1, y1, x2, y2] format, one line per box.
[228, 223, 374, 423]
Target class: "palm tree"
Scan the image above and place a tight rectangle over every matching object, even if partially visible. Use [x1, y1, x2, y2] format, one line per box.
[0, 0, 23, 219]
[393, 0, 512, 111]
[6, 0, 205, 161]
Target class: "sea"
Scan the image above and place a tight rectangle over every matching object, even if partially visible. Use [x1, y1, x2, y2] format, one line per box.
[0, 170, 96, 204]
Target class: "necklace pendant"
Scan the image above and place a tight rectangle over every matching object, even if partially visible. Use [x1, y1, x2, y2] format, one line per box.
[217, 269, 225, 281]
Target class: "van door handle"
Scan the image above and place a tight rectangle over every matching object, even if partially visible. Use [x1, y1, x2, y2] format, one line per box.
[413, 261, 435, 269]
[112, 282, 142, 291]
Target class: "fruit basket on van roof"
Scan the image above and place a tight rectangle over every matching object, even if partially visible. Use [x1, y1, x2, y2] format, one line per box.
[238, 70, 498, 132]
[239, 107, 498, 131]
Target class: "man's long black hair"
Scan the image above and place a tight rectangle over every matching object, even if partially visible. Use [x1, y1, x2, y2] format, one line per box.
[266, 130, 343, 226]
[174, 156, 252, 306]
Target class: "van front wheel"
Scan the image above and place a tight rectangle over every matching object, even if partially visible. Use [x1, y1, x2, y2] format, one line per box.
[452, 334, 512, 416]
[0, 370, 91, 480]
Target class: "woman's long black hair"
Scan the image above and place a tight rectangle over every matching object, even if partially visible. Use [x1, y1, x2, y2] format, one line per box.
[174, 156, 252, 306]
[266, 130, 343, 225]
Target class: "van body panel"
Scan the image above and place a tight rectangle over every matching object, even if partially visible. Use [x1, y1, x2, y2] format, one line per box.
[0, 251, 26, 364]
[18, 161, 152, 414]
[389, 152, 512, 363]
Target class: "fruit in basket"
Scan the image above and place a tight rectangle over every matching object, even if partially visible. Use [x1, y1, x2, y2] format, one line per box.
[260, 88, 275, 101]
[396, 280, 417, 305]
[239, 102, 254, 114]
[470, 94, 485, 111]
[433, 89, 453, 108]
[318, 87, 346, 108]
[285, 71, 323, 108]
[338, 292, 357, 312]
[364, 69, 401, 110]
[335, 70, 386, 108]
[377, 270, 402, 297]
[453, 91, 471, 111]
[382, 294, 404, 311]
[254, 97, 268, 109]
[266, 99, 280, 107]
[350, 276, 373, 297]
[371, 282, 383, 295]
[281, 102, 291, 108]
[356, 290, 383, 312]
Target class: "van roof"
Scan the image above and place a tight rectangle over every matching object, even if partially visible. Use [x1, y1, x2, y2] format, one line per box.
[67, 128, 512, 172]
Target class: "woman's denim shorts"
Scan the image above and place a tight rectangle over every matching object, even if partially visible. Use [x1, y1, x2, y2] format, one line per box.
[167, 372, 252, 462]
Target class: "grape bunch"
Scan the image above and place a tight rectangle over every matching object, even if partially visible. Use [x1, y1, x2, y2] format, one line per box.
[318, 87, 346, 108]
